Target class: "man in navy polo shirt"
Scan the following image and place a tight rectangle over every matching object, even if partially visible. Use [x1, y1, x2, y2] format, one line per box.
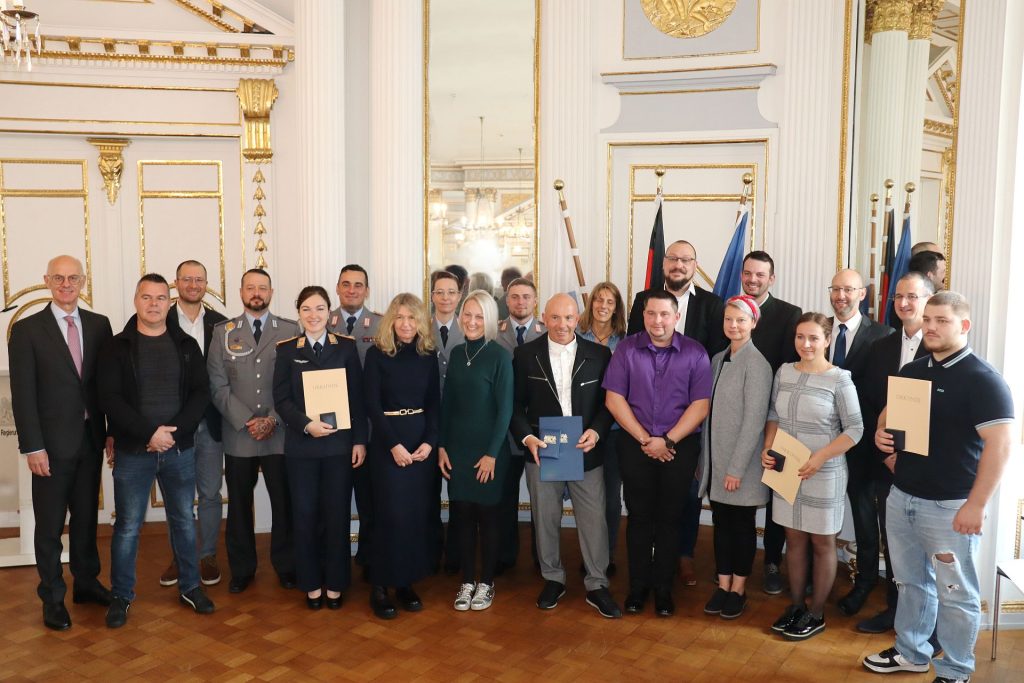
[864, 292, 1014, 683]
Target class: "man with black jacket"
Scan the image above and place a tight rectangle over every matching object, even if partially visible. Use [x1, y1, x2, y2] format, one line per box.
[98, 273, 215, 628]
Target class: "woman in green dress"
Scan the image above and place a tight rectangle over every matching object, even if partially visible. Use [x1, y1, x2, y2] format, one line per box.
[438, 290, 513, 612]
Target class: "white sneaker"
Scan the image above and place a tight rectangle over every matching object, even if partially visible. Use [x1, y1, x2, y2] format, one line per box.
[863, 647, 930, 674]
[470, 582, 495, 611]
[454, 582, 475, 611]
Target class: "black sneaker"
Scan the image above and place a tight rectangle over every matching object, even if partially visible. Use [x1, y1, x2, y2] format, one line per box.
[585, 587, 622, 619]
[763, 563, 784, 595]
[771, 605, 805, 633]
[536, 580, 566, 609]
[783, 610, 825, 641]
[704, 588, 729, 615]
[106, 597, 130, 629]
[180, 587, 215, 614]
[720, 591, 747, 620]
[933, 677, 970, 683]
[862, 647, 930, 674]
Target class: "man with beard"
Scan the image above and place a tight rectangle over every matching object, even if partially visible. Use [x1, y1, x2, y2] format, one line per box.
[156, 261, 227, 588]
[626, 240, 725, 587]
[907, 250, 947, 293]
[826, 269, 893, 616]
[739, 251, 802, 595]
[207, 268, 299, 593]
[864, 292, 1013, 683]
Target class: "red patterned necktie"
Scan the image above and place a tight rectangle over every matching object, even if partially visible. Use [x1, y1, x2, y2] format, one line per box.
[65, 315, 83, 377]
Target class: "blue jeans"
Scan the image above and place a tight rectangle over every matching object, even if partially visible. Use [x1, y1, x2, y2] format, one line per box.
[111, 448, 200, 600]
[887, 486, 981, 680]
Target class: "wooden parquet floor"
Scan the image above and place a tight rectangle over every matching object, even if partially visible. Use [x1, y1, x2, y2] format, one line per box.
[1, 522, 1021, 682]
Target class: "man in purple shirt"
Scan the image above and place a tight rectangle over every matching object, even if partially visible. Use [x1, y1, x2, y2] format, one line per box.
[603, 289, 712, 617]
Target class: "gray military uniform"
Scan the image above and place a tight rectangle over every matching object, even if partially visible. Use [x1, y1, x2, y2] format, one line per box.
[328, 306, 382, 365]
[432, 317, 465, 392]
[207, 312, 299, 457]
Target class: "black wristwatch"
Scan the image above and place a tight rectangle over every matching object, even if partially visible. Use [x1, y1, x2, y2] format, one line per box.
[662, 435, 676, 453]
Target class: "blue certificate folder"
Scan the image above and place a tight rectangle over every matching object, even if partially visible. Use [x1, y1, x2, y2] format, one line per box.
[538, 416, 584, 482]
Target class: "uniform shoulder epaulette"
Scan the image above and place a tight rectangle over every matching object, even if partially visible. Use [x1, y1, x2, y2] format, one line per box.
[499, 320, 508, 332]
[277, 335, 300, 346]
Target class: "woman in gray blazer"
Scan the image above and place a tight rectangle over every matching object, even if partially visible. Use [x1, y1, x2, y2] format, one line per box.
[697, 295, 772, 620]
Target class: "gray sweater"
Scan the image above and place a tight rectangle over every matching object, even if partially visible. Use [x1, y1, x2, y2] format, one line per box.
[697, 339, 773, 506]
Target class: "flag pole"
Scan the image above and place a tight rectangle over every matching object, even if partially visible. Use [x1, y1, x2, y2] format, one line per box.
[736, 172, 753, 220]
[903, 181, 915, 216]
[553, 179, 588, 304]
[867, 193, 879, 318]
[878, 178, 895, 317]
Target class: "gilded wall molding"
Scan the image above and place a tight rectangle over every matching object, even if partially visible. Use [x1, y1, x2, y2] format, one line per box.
[87, 138, 131, 205]
[236, 79, 279, 162]
[867, 0, 914, 37]
[924, 118, 954, 139]
[172, 0, 270, 34]
[909, 0, 945, 40]
[639, 0, 738, 39]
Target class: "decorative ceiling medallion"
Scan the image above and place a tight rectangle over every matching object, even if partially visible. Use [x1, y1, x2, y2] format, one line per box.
[640, 0, 738, 39]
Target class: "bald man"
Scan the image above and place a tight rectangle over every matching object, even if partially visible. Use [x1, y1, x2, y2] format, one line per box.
[910, 241, 940, 256]
[9, 256, 114, 631]
[510, 294, 620, 618]
[826, 269, 894, 616]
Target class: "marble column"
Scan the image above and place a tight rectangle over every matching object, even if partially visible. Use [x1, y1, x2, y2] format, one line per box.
[369, 0, 424, 298]
[295, 0, 346, 287]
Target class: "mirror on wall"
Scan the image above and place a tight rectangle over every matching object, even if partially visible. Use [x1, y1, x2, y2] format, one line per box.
[424, 0, 538, 294]
[848, 0, 961, 289]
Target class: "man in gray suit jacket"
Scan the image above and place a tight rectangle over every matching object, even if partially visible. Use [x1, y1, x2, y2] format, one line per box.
[494, 277, 545, 572]
[207, 268, 298, 594]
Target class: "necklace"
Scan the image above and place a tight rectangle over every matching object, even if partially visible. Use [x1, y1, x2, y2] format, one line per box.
[464, 340, 489, 366]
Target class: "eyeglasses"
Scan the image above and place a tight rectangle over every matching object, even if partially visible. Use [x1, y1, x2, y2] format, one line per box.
[47, 274, 83, 285]
[893, 294, 922, 302]
[826, 286, 864, 295]
[663, 256, 695, 266]
[432, 289, 459, 298]
[178, 277, 207, 285]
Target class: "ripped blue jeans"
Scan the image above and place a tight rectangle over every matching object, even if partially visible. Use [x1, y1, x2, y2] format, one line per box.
[886, 486, 980, 680]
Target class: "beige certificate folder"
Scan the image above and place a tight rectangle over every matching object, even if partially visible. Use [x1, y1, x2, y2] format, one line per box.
[302, 368, 351, 430]
[886, 376, 931, 456]
[761, 429, 812, 505]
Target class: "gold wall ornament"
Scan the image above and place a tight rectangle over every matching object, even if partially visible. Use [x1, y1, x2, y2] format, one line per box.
[250, 167, 269, 269]
[867, 0, 913, 37]
[87, 138, 131, 205]
[237, 78, 278, 162]
[909, 0, 944, 40]
[639, 0, 738, 39]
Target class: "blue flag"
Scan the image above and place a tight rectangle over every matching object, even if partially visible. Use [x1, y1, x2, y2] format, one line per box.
[713, 205, 748, 300]
[884, 209, 913, 327]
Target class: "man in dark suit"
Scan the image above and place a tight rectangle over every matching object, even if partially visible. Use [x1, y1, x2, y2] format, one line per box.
[511, 294, 620, 617]
[826, 268, 894, 616]
[856, 272, 935, 635]
[739, 251, 802, 595]
[9, 255, 114, 631]
[626, 239, 725, 586]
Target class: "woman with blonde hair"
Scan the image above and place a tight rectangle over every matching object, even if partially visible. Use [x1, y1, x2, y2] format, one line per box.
[439, 289, 513, 611]
[363, 293, 441, 619]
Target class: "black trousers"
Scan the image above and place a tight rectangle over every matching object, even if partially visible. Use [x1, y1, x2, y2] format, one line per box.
[618, 432, 700, 592]
[352, 461, 374, 567]
[846, 451, 880, 587]
[498, 453, 536, 567]
[224, 453, 294, 580]
[286, 456, 352, 593]
[762, 496, 786, 566]
[710, 501, 758, 577]
[453, 500, 500, 585]
[32, 426, 104, 604]
[873, 477, 898, 608]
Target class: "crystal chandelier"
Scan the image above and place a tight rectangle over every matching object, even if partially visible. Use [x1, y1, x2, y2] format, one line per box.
[1, 1, 42, 71]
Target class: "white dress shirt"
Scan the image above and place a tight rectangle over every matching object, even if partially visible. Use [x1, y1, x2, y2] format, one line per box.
[177, 305, 205, 350]
[900, 327, 923, 369]
[829, 311, 863, 362]
[548, 335, 578, 417]
[49, 302, 84, 358]
[672, 283, 696, 335]
[245, 311, 270, 335]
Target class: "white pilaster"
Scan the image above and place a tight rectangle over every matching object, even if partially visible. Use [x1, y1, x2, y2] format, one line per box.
[369, 0, 424, 299]
[899, 36, 929, 228]
[295, 0, 346, 288]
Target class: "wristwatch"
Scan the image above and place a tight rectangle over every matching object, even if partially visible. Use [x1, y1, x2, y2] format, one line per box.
[662, 435, 676, 453]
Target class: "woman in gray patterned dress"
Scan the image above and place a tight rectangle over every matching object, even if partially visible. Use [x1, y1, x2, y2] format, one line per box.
[761, 312, 863, 642]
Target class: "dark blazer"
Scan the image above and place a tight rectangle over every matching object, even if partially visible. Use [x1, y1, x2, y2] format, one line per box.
[829, 315, 894, 462]
[509, 334, 614, 471]
[751, 294, 802, 376]
[97, 322, 210, 453]
[627, 285, 726, 355]
[9, 306, 113, 458]
[272, 333, 368, 458]
[861, 331, 929, 481]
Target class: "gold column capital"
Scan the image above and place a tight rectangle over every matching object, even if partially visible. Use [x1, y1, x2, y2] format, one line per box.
[237, 78, 279, 162]
[86, 138, 131, 205]
[909, 0, 944, 40]
[867, 0, 914, 38]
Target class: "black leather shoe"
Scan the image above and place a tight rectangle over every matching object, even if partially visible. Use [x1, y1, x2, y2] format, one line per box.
[654, 589, 674, 617]
[306, 595, 323, 610]
[370, 586, 398, 620]
[624, 588, 649, 614]
[43, 602, 71, 631]
[229, 575, 254, 594]
[395, 586, 423, 612]
[783, 610, 825, 640]
[838, 583, 875, 616]
[73, 584, 112, 606]
[278, 573, 297, 590]
[857, 607, 896, 634]
[771, 605, 805, 633]
[536, 580, 566, 610]
[586, 587, 622, 618]
[326, 593, 343, 610]
[106, 597, 130, 629]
